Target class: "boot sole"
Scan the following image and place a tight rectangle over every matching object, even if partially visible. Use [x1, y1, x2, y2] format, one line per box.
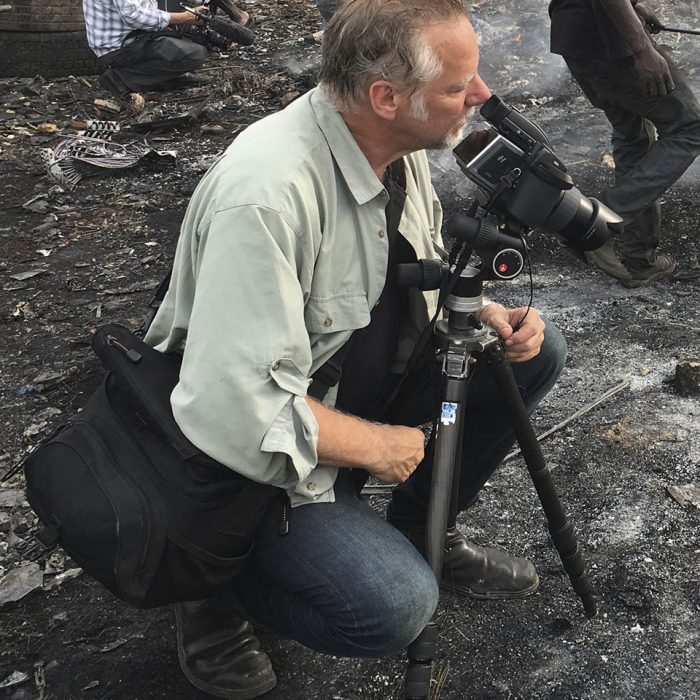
[440, 575, 540, 600]
[621, 262, 677, 288]
[175, 606, 277, 699]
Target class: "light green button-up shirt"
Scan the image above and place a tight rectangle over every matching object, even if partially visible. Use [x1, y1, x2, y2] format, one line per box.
[145, 87, 444, 506]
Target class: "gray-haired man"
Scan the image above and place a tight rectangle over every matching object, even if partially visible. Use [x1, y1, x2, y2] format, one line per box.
[146, 1, 567, 696]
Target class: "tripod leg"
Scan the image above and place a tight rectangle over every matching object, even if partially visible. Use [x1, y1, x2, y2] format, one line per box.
[485, 344, 597, 617]
[425, 374, 468, 572]
[404, 622, 438, 700]
[404, 347, 471, 700]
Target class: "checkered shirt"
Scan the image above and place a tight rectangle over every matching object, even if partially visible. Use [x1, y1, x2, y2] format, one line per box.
[82, 0, 171, 57]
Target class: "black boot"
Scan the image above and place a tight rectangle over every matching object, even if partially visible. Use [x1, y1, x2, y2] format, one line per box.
[401, 527, 539, 600]
[175, 601, 277, 699]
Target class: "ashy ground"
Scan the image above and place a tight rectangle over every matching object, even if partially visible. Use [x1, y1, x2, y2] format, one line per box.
[1, 1, 699, 698]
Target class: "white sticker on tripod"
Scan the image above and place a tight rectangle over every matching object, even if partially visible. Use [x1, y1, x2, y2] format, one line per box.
[440, 402, 457, 425]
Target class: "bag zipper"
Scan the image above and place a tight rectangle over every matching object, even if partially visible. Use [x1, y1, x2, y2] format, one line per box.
[107, 335, 142, 363]
[279, 494, 291, 536]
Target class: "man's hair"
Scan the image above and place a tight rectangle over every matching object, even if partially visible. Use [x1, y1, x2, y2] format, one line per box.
[318, 0, 469, 113]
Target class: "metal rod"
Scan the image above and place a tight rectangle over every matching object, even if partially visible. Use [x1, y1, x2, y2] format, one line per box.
[656, 25, 700, 36]
[503, 378, 631, 462]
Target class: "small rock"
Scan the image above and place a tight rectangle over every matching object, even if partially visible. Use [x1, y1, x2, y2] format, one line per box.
[666, 483, 700, 510]
[36, 123, 59, 134]
[0, 563, 43, 606]
[130, 93, 145, 112]
[200, 123, 225, 135]
[0, 671, 29, 689]
[674, 358, 700, 396]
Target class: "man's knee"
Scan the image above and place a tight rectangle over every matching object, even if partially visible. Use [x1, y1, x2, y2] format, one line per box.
[539, 320, 567, 380]
[354, 567, 439, 656]
[324, 554, 438, 657]
[149, 36, 208, 70]
[512, 319, 567, 411]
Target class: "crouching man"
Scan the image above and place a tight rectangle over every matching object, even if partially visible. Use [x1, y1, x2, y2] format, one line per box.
[146, 0, 567, 696]
[83, 0, 212, 99]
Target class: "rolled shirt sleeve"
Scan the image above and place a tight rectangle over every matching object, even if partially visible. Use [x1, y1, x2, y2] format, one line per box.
[169, 204, 321, 491]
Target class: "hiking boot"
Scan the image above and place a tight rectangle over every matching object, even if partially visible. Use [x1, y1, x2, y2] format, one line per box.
[96, 70, 132, 100]
[622, 253, 677, 287]
[399, 527, 539, 600]
[175, 601, 277, 699]
[584, 240, 632, 281]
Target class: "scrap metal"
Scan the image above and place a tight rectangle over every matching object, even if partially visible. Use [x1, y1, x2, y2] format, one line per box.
[41, 120, 176, 189]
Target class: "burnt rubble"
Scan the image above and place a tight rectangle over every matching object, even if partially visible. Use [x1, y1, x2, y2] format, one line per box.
[1, 1, 699, 699]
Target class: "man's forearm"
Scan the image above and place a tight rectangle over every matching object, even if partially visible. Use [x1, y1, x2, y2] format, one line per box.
[600, 0, 653, 53]
[304, 398, 386, 469]
[304, 397, 425, 484]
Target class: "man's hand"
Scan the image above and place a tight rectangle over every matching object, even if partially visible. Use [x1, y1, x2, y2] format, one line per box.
[479, 303, 545, 363]
[170, 5, 208, 25]
[633, 45, 674, 96]
[365, 424, 425, 484]
[601, 0, 674, 96]
[634, 3, 664, 33]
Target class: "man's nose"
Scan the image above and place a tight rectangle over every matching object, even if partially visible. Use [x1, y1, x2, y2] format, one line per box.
[467, 74, 492, 108]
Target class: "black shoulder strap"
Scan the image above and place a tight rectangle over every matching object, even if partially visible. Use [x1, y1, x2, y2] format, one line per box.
[307, 335, 356, 401]
[136, 269, 172, 338]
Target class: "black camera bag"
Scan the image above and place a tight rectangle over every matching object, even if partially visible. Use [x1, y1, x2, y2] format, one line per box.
[23, 323, 282, 608]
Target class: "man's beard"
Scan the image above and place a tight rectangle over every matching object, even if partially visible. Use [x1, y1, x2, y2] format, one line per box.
[435, 121, 467, 150]
[422, 106, 475, 151]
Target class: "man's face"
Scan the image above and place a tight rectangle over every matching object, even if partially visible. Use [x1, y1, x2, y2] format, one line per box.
[396, 16, 492, 150]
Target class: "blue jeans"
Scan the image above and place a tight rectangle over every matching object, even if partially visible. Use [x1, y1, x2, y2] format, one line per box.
[564, 50, 700, 262]
[227, 321, 566, 657]
[229, 470, 439, 657]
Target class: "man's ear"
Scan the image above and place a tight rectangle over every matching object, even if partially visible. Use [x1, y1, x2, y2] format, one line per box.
[367, 80, 401, 121]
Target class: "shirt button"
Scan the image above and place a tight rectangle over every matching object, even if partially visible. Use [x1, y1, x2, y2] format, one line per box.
[323, 316, 333, 327]
[378, 229, 385, 238]
[271, 361, 280, 370]
[307, 481, 317, 491]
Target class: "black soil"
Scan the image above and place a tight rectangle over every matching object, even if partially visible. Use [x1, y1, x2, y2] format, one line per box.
[1, 1, 699, 699]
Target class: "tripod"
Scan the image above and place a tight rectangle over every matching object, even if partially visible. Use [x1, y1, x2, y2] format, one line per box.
[400, 254, 597, 700]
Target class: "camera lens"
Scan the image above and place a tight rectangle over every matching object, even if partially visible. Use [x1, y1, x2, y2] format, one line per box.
[547, 191, 622, 250]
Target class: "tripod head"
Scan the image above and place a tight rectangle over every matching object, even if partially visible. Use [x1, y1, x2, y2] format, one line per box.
[398, 208, 528, 342]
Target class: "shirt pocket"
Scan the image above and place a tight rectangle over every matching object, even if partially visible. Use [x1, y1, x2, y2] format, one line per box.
[304, 292, 371, 334]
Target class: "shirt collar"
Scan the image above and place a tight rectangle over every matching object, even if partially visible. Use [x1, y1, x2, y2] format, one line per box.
[310, 87, 386, 206]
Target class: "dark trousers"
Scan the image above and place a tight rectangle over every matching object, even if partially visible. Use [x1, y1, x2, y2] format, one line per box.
[98, 32, 208, 97]
[564, 50, 700, 263]
[222, 321, 566, 657]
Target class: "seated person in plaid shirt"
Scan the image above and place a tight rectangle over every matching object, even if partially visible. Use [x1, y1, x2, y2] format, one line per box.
[83, 0, 212, 98]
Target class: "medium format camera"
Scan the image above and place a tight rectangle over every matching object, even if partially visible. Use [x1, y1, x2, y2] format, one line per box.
[452, 95, 622, 251]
